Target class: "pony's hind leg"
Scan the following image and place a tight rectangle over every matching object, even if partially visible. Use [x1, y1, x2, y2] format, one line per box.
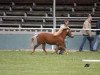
[52, 46, 59, 54]
[31, 44, 40, 54]
[42, 43, 47, 55]
[55, 47, 59, 54]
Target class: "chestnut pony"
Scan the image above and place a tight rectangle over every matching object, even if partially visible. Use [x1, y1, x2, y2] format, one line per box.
[31, 28, 73, 54]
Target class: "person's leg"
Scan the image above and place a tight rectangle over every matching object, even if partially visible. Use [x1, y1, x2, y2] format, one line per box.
[87, 36, 93, 51]
[79, 36, 87, 51]
[93, 35, 100, 50]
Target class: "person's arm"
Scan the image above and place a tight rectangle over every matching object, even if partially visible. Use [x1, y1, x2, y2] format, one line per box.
[96, 21, 100, 35]
[60, 25, 69, 30]
[86, 30, 91, 37]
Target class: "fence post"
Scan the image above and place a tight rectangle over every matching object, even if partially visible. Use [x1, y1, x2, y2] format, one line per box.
[41, 25, 43, 32]
[52, 29, 55, 50]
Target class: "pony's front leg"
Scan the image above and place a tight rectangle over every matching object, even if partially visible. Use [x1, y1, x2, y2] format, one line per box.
[63, 44, 68, 54]
[52, 46, 59, 54]
[54, 48, 58, 54]
[64, 49, 68, 54]
[58, 45, 68, 54]
[42, 43, 47, 55]
[60, 43, 68, 54]
[61, 47, 68, 54]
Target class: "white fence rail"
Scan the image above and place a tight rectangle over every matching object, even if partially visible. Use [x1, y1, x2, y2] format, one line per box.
[0, 27, 99, 35]
[0, 16, 100, 19]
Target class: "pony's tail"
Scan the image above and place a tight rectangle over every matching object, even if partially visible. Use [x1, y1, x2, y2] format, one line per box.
[32, 37, 34, 43]
[31, 36, 35, 47]
[31, 33, 38, 47]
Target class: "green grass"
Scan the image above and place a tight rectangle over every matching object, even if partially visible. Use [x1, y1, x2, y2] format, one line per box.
[0, 51, 100, 75]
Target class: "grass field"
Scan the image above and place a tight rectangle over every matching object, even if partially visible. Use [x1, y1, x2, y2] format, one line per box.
[0, 51, 100, 75]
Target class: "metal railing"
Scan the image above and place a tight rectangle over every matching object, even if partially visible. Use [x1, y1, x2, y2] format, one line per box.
[0, 16, 100, 35]
[0, 27, 99, 35]
[0, 16, 100, 19]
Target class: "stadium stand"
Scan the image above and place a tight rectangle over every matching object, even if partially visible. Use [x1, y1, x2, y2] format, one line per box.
[0, 0, 100, 32]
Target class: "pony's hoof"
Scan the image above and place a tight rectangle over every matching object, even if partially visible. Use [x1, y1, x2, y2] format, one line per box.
[66, 53, 68, 54]
[59, 50, 64, 55]
[65, 52, 68, 54]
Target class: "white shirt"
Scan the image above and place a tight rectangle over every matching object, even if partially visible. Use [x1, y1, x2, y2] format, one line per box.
[82, 20, 92, 35]
[59, 24, 69, 31]
[53, 24, 69, 36]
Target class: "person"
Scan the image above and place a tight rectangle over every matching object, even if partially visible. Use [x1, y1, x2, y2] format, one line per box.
[93, 20, 100, 51]
[53, 19, 70, 36]
[79, 15, 94, 51]
[53, 19, 70, 54]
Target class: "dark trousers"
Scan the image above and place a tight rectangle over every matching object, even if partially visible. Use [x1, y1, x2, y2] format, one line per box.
[79, 35, 93, 51]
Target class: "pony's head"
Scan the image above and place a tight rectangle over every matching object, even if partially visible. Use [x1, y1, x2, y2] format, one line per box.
[63, 28, 74, 38]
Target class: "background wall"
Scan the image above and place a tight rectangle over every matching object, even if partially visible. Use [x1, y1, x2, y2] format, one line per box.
[0, 34, 99, 50]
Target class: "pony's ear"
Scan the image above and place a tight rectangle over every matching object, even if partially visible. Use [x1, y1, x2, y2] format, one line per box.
[67, 28, 70, 32]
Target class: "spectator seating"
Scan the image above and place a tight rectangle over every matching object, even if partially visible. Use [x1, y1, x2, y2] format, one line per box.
[0, 2, 100, 30]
